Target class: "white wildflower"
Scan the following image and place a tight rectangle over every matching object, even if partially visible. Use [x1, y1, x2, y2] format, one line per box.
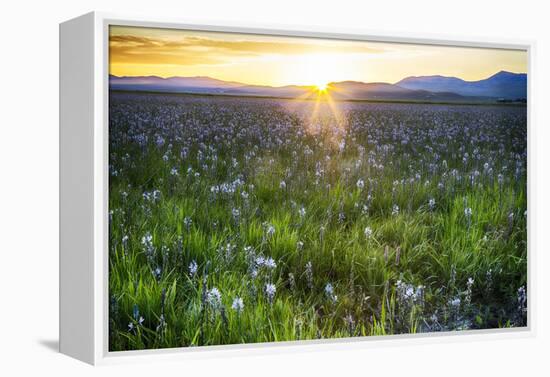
[231, 297, 244, 313]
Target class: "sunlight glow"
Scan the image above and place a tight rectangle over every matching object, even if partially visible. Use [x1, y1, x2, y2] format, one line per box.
[316, 82, 328, 91]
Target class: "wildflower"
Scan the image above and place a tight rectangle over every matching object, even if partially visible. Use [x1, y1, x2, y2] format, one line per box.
[288, 272, 296, 291]
[255, 255, 266, 267]
[305, 261, 314, 289]
[143, 190, 161, 203]
[156, 135, 165, 147]
[465, 277, 474, 305]
[486, 269, 493, 288]
[141, 232, 153, 247]
[188, 260, 198, 277]
[180, 219, 191, 236]
[264, 257, 277, 270]
[280, 180, 286, 189]
[517, 286, 527, 314]
[156, 314, 166, 333]
[464, 207, 473, 220]
[219, 243, 236, 262]
[141, 232, 155, 262]
[244, 245, 254, 256]
[449, 297, 461, 308]
[428, 198, 436, 211]
[231, 297, 244, 313]
[392, 204, 400, 216]
[338, 212, 346, 223]
[325, 283, 337, 303]
[232, 207, 240, 222]
[298, 206, 307, 218]
[356, 179, 365, 190]
[364, 226, 373, 239]
[249, 267, 258, 279]
[344, 313, 355, 336]
[338, 139, 346, 152]
[170, 167, 178, 176]
[297, 240, 304, 251]
[207, 287, 222, 310]
[265, 283, 276, 304]
[266, 225, 275, 237]
[153, 267, 162, 281]
[129, 304, 145, 331]
[122, 235, 129, 249]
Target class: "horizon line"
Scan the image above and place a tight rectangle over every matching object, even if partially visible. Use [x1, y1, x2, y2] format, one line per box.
[109, 69, 528, 89]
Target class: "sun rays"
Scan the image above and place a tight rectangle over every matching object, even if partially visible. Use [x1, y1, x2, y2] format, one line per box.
[315, 82, 328, 92]
[281, 83, 349, 147]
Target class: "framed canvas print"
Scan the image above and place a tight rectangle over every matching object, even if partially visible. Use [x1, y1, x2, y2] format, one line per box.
[60, 12, 532, 365]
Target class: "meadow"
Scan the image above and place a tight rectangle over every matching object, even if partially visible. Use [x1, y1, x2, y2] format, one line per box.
[108, 91, 527, 351]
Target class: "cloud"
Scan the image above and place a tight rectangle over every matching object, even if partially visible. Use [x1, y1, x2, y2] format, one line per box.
[109, 34, 384, 66]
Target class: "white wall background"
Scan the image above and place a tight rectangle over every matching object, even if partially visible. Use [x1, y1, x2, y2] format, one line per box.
[1, 0, 548, 375]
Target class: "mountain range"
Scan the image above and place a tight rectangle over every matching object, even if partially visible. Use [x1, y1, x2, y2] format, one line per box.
[110, 71, 527, 103]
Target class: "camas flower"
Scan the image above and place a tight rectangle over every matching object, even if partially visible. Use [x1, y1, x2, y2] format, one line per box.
[231, 208, 240, 221]
[325, 283, 337, 303]
[207, 287, 222, 309]
[188, 260, 198, 276]
[392, 204, 400, 216]
[153, 267, 162, 280]
[265, 283, 276, 304]
[364, 226, 373, 239]
[264, 257, 277, 270]
[183, 216, 192, 229]
[231, 297, 244, 313]
[449, 297, 461, 308]
[305, 261, 314, 289]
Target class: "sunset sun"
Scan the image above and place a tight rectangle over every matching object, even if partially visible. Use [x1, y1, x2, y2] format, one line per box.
[315, 82, 328, 91]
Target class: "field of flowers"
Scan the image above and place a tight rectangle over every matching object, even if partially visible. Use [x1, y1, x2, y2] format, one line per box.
[108, 91, 527, 351]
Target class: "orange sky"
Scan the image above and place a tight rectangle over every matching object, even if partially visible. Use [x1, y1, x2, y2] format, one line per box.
[109, 25, 527, 88]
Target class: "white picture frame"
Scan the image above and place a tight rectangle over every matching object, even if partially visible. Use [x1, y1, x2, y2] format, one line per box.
[59, 11, 534, 365]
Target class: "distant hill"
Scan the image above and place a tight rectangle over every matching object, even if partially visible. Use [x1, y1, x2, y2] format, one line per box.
[223, 84, 315, 98]
[396, 71, 527, 99]
[110, 71, 527, 103]
[327, 81, 469, 102]
[109, 75, 245, 94]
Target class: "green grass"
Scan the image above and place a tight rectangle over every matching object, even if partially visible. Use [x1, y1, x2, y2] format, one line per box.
[108, 92, 527, 351]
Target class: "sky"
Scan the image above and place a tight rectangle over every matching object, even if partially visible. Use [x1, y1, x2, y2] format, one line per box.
[109, 25, 527, 88]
